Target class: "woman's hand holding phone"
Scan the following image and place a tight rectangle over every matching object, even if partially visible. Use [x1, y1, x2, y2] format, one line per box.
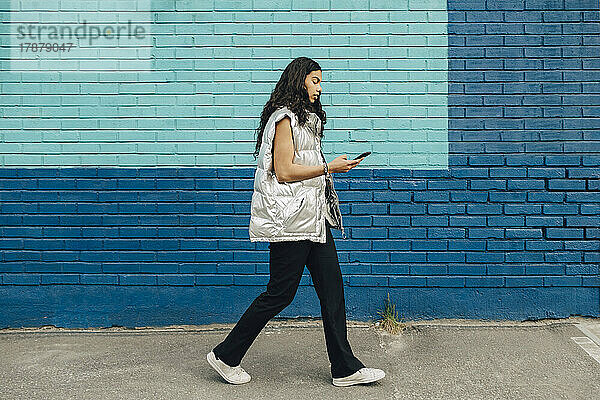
[328, 152, 369, 174]
[353, 151, 371, 160]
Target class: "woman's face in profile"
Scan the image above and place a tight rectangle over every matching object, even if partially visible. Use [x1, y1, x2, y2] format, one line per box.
[304, 70, 322, 103]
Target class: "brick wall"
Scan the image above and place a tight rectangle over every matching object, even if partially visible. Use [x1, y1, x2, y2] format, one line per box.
[0, 0, 598, 327]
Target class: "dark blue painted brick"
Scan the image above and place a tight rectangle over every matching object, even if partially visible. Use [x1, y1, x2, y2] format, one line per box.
[119, 274, 157, 285]
[505, 204, 542, 214]
[350, 204, 388, 214]
[547, 228, 584, 239]
[525, 216, 563, 226]
[371, 240, 410, 251]
[428, 204, 466, 214]
[451, 192, 488, 202]
[195, 275, 234, 286]
[351, 228, 387, 239]
[543, 276, 582, 286]
[157, 275, 195, 286]
[449, 264, 486, 275]
[449, 240, 486, 251]
[390, 252, 427, 263]
[177, 168, 217, 178]
[428, 228, 467, 239]
[426, 277, 465, 287]
[80, 274, 118, 284]
[413, 191, 450, 202]
[466, 204, 502, 214]
[487, 265, 525, 275]
[374, 191, 411, 202]
[348, 276, 388, 287]
[2, 273, 41, 285]
[389, 180, 426, 190]
[505, 276, 544, 287]
[449, 216, 486, 226]
[371, 265, 410, 274]
[233, 275, 270, 286]
[389, 276, 426, 287]
[410, 266, 447, 275]
[372, 216, 409, 226]
[349, 180, 388, 190]
[582, 276, 600, 286]
[465, 277, 505, 287]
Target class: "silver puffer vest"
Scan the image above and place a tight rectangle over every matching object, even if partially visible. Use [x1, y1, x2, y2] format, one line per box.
[248, 106, 346, 243]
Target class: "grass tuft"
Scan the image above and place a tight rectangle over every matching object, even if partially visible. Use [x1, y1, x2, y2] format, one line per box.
[375, 292, 408, 335]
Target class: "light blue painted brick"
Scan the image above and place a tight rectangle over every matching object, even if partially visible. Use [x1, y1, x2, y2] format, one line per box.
[253, 0, 292, 9]
[214, 1, 253, 11]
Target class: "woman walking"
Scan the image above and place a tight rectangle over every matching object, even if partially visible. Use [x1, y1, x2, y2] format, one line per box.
[207, 57, 385, 387]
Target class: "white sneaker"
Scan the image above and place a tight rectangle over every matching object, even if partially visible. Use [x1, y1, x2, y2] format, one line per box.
[332, 367, 385, 387]
[206, 351, 251, 384]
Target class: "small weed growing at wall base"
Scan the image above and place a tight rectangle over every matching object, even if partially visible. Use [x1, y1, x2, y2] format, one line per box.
[375, 292, 407, 335]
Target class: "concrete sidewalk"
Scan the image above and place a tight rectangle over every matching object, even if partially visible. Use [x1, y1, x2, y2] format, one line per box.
[1, 316, 599, 400]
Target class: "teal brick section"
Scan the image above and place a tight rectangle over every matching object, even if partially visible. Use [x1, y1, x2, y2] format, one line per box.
[0, 0, 448, 168]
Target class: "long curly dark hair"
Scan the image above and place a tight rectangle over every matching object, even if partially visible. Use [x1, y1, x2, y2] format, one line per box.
[252, 57, 327, 160]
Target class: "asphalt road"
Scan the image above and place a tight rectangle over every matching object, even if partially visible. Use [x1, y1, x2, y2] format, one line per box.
[1, 316, 599, 400]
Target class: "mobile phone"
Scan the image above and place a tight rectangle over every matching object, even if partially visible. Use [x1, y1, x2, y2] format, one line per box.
[353, 151, 371, 160]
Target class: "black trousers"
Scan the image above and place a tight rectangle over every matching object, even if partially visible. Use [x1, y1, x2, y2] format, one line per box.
[212, 220, 365, 379]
